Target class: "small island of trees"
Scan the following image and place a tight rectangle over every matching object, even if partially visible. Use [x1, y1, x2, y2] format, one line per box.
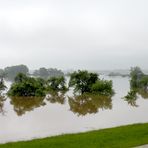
[7, 70, 114, 98]
[69, 70, 114, 95]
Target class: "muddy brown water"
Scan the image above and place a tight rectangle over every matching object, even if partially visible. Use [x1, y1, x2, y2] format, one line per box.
[0, 76, 148, 143]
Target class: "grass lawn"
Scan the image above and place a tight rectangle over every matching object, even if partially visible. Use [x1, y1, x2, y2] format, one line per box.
[1, 123, 148, 148]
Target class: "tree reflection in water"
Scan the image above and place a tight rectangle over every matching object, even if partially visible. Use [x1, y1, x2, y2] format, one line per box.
[138, 89, 148, 99]
[9, 96, 46, 116]
[123, 89, 148, 107]
[68, 93, 112, 116]
[46, 91, 66, 105]
[0, 95, 6, 115]
[123, 90, 138, 107]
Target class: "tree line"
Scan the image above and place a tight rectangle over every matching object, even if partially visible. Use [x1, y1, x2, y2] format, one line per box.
[0, 70, 114, 97]
[0, 64, 64, 81]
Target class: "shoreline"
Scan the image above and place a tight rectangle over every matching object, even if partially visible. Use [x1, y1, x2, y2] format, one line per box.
[1, 123, 148, 147]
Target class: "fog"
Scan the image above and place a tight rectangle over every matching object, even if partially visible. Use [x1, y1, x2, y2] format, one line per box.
[0, 0, 148, 70]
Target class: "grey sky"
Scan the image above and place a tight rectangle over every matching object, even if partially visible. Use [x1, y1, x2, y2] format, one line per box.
[0, 0, 148, 70]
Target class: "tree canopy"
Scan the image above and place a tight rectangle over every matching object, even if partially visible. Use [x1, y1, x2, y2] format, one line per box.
[8, 73, 46, 97]
[47, 76, 67, 91]
[69, 70, 113, 95]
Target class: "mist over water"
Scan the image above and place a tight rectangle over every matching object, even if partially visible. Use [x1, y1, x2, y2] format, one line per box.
[0, 0, 148, 70]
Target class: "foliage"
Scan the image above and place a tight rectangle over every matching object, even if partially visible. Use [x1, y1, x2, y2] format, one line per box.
[8, 73, 46, 97]
[139, 75, 148, 91]
[1, 123, 148, 148]
[137, 89, 148, 99]
[47, 76, 67, 91]
[130, 67, 144, 88]
[69, 70, 98, 94]
[91, 80, 114, 95]
[4, 65, 29, 81]
[69, 70, 113, 95]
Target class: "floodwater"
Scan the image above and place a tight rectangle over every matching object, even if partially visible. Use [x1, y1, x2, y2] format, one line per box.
[0, 76, 148, 143]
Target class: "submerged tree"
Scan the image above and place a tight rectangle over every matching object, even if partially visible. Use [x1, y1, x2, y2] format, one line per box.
[47, 76, 67, 91]
[139, 76, 148, 91]
[130, 67, 144, 88]
[69, 70, 98, 94]
[8, 73, 46, 97]
[91, 79, 114, 96]
[69, 70, 113, 95]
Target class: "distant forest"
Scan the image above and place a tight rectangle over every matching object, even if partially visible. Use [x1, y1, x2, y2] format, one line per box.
[0, 64, 64, 81]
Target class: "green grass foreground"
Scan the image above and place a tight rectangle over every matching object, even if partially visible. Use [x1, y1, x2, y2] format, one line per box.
[1, 123, 148, 148]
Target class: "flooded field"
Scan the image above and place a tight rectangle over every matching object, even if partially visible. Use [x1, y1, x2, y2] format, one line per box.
[0, 76, 148, 143]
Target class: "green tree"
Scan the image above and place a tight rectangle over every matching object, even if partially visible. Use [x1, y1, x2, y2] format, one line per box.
[140, 76, 148, 91]
[130, 67, 144, 88]
[91, 80, 114, 95]
[8, 73, 46, 97]
[69, 70, 113, 95]
[69, 70, 98, 94]
[47, 76, 67, 91]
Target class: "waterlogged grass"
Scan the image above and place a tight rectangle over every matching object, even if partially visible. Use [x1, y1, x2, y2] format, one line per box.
[1, 123, 148, 148]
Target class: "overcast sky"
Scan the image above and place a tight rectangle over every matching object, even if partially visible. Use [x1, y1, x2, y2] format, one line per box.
[0, 0, 147, 70]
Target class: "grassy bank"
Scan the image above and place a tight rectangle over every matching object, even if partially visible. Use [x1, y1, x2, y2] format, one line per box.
[1, 123, 148, 148]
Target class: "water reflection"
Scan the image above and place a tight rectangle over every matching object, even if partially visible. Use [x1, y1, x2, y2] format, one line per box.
[0, 95, 6, 115]
[137, 89, 148, 99]
[9, 96, 46, 116]
[123, 89, 148, 107]
[68, 93, 112, 116]
[123, 90, 138, 107]
[46, 91, 66, 105]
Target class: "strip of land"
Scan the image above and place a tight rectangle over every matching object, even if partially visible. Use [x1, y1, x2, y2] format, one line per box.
[1, 123, 148, 148]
